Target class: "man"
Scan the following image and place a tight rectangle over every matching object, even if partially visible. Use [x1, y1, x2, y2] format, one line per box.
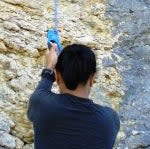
[28, 44, 120, 149]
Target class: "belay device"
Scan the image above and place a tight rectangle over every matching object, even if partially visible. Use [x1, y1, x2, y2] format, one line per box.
[47, 0, 62, 54]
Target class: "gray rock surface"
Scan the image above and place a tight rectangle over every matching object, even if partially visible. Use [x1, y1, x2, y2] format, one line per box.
[106, 0, 150, 148]
[0, 114, 15, 133]
[0, 131, 16, 149]
[0, 147, 6, 149]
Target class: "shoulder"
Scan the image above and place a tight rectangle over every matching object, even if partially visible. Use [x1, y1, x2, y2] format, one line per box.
[28, 91, 62, 121]
[28, 90, 60, 115]
[98, 106, 120, 148]
[104, 107, 120, 129]
[95, 105, 120, 131]
[103, 106, 119, 118]
[29, 89, 56, 105]
[96, 105, 119, 118]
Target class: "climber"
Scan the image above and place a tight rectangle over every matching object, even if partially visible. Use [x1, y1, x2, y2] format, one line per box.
[27, 43, 120, 149]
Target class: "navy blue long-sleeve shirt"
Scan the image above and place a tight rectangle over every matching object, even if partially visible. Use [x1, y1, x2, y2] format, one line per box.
[28, 75, 120, 149]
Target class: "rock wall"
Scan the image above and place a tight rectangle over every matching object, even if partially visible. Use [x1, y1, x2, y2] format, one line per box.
[106, 1, 150, 148]
[0, 0, 149, 149]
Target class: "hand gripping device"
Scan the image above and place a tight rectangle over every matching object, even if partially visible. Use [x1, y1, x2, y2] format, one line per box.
[47, 29, 62, 54]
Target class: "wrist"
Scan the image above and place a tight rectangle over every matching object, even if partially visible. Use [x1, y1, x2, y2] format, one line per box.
[41, 69, 55, 82]
[46, 64, 55, 70]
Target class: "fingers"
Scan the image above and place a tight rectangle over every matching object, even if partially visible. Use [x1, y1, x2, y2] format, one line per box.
[49, 42, 58, 52]
[46, 44, 58, 57]
[51, 43, 59, 55]
[50, 42, 57, 49]
[45, 43, 58, 69]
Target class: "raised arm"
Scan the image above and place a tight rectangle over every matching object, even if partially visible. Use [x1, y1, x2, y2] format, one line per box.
[28, 43, 58, 121]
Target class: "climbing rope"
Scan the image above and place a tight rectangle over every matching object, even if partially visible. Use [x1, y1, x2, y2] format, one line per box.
[54, 0, 58, 31]
[47, 0, 62, 53]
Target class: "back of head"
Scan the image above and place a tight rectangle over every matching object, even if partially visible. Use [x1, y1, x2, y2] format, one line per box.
[55, 44, 96, 90]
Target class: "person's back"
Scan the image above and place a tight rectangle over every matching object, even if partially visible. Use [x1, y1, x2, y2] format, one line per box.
[28, 44, 120, 149]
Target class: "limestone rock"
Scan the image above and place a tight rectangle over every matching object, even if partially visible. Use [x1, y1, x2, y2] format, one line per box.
[0, 131, 16, 149]
[0, 41, 7, 51]
[106, 0, 150, 148]
[102, 56, 116, 67]
[126, 132, 150, 149]
[0, 147, 6, 149]
[0, 0, 150, 148]
[0, 114, 15, 133]
[3, 21, 20, 32]
[16, 138, 24, 149]
[23, 144, 34, 149]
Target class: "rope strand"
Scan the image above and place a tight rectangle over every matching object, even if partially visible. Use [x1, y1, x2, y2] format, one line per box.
[54, 0, 58, 31]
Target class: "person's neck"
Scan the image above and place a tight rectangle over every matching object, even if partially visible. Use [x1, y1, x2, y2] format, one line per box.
[62, 86, 90, 99]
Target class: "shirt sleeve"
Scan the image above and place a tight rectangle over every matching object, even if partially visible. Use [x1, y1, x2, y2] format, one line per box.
[27, 69, 55, 121]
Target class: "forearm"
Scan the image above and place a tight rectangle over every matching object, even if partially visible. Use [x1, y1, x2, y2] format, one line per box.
[35, 43, 57, 91]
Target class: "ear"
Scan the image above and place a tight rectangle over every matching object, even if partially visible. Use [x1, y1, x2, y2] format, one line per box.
[55, 70, 59, 84]
[55, 70, 63, 84]
[89, 73, 96, 87]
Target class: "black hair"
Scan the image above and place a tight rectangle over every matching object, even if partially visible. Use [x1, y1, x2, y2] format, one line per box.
[55, 44, 96, 90]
